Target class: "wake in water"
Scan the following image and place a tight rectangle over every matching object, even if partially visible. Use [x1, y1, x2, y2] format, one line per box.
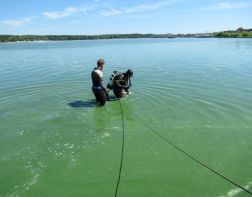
[219, 182, 252, 197]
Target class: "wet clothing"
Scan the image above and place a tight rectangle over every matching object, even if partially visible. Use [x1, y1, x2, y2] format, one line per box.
[91, 68, 107, 105]
[91, 68, 104, 87]
[92, 88, 107, 105]
[112, 72, 131, 98]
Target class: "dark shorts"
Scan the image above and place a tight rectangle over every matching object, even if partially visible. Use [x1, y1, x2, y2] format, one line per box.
[92, 87, 107, 106]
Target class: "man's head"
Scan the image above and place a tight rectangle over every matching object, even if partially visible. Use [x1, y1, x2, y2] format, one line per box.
[125, 69, 133, 78]
[97, 59, 105, 70]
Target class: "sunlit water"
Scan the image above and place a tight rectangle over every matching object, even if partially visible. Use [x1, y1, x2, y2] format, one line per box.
[1, 38, 252, 197]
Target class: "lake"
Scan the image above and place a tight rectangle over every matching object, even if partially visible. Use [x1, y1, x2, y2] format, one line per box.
[1, 38, 252, 197]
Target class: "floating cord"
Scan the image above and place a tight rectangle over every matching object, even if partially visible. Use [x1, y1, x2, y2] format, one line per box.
[114, 100, 125, 197]
[134, 113, 252, 196]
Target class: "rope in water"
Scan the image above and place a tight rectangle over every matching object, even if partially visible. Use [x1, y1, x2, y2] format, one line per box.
[114, 100, 125, 197]
[134, 113, 252, 196]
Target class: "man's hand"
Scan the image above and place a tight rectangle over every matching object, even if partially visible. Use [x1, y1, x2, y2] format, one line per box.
[125, 86, 130, 93]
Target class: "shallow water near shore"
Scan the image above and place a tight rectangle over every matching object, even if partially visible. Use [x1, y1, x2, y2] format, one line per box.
[1, 38, 252, 197]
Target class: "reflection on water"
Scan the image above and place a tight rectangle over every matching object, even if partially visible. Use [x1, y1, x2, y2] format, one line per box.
[93, 106, 109, 134]
[68, 100, 97, 108]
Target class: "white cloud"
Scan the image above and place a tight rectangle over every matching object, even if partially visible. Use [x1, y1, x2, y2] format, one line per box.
[43, 6, 92, 19]
[2, 17, 34, 27]
[206, 2, 251, 10]
[100, 0, 176, 16]
[100, 9, 123, 16]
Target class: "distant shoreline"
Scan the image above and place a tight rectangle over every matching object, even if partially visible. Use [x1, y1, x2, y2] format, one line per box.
[2, 37, 252, 44]
[1, 29, 252, 43]
[0, 34, 176, 43]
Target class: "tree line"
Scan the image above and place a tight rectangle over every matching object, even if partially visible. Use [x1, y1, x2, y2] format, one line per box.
[0, 34, 175, 42]
[214, 27, 252, 38]
[1, 28, 251, 42]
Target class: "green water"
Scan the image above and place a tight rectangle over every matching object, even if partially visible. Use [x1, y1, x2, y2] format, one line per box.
[1, 38, 252, 197]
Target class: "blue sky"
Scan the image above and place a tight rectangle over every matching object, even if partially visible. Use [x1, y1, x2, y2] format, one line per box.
[0, 0, 251, 34]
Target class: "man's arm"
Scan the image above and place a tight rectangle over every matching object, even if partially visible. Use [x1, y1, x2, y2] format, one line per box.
[114, 80, 130, 92]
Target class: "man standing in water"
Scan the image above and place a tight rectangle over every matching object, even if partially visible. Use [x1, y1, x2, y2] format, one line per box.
[91, 59, 108, 106]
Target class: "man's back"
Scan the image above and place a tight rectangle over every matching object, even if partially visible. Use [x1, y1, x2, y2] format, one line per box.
[91, 68, 103, 88]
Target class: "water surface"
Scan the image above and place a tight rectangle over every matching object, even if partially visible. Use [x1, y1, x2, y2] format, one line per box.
[1, 38, 252, 197]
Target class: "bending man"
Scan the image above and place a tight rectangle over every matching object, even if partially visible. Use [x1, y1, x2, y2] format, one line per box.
[107, 69, 133, 98]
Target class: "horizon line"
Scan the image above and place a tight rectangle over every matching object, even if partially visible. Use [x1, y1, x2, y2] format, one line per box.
[1, 29, 251, 36]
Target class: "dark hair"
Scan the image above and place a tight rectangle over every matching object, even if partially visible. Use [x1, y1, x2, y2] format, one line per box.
[125, 69, 133, 77]
[97, 59, 105, 67]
